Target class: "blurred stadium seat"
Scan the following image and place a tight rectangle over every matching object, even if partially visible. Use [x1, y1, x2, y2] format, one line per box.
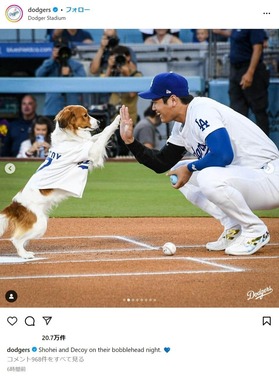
[0, 29, 194, 44]
[85, 29, 143, 44]
[0, 29, 18, 41]
[179, 29, 194, 43]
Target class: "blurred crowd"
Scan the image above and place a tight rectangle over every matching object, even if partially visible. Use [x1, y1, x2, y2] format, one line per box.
[0, 28, 278, 157]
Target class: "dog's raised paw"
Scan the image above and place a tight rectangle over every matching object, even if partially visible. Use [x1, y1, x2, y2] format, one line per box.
[113, 115, 121, 126]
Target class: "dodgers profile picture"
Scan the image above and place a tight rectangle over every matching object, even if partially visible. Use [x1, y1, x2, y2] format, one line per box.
[5, 4, 23, 22]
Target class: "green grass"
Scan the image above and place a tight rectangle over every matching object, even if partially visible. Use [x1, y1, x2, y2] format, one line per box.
[1, 160, 278, 218]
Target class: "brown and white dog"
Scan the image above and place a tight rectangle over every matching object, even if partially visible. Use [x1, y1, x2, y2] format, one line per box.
[0, 105, 120, 259]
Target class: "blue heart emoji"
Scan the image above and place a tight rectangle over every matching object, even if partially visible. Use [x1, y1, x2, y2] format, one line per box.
[164, 347, 170, 353]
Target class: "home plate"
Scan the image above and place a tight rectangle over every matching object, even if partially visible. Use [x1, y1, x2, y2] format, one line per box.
[0, 256, 46, 264]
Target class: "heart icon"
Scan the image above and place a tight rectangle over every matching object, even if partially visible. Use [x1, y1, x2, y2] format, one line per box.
[7, 316, 18, 326]
[164, 347, 170, 353]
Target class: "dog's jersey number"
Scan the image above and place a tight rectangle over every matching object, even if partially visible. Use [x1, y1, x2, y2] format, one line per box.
[37, 157, 53, 172]
[37, 155, 90, 172]
[78, 160, 90, 170]
[37, 151, 62, 172]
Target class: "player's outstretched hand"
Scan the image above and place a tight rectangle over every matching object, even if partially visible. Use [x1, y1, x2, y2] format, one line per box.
[167, 165, 193, 189]
[119, 105, 134, 144]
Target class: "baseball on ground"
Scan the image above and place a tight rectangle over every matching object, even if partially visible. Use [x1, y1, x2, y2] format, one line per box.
[162, 242, 176, 255]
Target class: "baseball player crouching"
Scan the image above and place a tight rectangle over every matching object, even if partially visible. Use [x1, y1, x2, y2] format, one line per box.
[119, 72, 279, 256]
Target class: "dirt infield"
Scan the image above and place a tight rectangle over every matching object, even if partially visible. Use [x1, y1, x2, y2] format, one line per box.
[0, 217, 278, 308]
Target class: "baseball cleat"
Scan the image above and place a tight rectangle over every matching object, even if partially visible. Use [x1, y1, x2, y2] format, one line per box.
[225, 231, 270, 256]
[206, 226, 241, 251]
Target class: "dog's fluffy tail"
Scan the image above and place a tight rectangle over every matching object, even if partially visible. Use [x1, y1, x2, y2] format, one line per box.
[0, 213, 9, 237]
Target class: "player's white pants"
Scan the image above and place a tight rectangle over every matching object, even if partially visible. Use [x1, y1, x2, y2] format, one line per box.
[173, 158, 279, 237]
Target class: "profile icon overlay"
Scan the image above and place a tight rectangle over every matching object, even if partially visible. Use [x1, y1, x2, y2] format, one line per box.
[5, 5, 23, 22]
[5, 290, 18, 303]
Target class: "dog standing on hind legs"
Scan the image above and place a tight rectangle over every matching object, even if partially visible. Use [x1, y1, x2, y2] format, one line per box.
[0, 105, 120, 259]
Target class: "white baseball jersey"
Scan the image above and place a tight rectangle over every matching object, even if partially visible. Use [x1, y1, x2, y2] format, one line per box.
[25, 140, 93, 198]
[168, 97, 279, 168]
[168, 97, 279, 237]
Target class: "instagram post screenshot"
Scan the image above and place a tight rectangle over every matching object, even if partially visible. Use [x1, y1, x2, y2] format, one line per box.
[0, 0, 278, 378]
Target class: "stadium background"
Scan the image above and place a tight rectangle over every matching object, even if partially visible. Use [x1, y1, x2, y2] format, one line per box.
[1, 29, 278, 147]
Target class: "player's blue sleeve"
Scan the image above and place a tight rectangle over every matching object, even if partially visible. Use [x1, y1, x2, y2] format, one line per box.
[187, 128, 234, 172]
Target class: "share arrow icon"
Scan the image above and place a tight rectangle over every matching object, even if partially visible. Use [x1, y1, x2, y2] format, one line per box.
[42, 316, 52, 325]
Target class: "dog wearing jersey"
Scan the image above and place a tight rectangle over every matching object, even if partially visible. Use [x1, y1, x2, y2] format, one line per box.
[0, 105, 120, 259]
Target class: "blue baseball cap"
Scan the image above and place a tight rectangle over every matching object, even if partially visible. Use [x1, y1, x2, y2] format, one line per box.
[139, 72, 189, 100]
